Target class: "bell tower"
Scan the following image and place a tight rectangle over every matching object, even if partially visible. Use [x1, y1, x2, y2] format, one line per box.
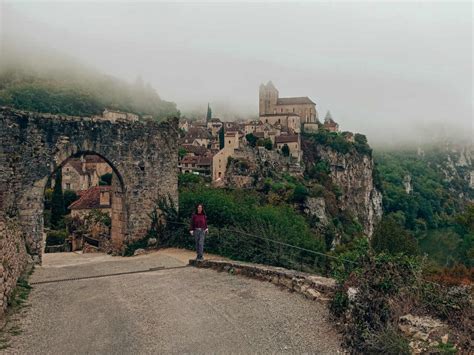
[259, 81, 279, 116]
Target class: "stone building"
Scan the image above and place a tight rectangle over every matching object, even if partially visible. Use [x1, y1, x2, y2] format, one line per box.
[275, 134, 301, 162]
[259, 81, 318, 124]
[179, 155, 212, 176]
[259, 113, 301, 134]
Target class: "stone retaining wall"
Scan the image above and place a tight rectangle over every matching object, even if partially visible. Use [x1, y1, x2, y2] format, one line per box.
[0, 220, 29, 327]
[189, 259, 336, 301]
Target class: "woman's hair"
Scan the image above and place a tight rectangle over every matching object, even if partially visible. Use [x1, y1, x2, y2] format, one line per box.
[195, 203, 206, 215]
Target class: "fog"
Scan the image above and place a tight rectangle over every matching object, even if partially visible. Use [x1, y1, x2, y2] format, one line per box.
[1, 1, 472, 147]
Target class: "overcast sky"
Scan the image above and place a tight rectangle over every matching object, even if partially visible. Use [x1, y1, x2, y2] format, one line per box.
[1, 1, 472, 147]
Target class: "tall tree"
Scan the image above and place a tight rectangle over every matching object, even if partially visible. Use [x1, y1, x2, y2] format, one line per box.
[206, 103, 212, 122]
[219, 127, 225, 150]
[50, 169, 66, 228]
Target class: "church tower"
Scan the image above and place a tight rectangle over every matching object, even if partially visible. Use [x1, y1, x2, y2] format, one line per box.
[259, 81, 279, 115]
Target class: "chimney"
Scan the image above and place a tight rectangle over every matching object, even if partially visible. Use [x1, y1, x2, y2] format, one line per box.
[100, 189, 111, 206]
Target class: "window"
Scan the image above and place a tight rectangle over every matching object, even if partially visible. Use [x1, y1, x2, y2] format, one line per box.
[280, 108, 283, 113]
[293, 108, 295, 113]
[66, 183, 71, 190]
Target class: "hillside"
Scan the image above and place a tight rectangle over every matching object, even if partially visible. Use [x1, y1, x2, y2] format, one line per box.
[0, 52, 179, 120]
[374, 144, 474, 266]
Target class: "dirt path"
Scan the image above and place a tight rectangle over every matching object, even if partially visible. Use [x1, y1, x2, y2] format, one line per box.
[2, 249, 343, 354]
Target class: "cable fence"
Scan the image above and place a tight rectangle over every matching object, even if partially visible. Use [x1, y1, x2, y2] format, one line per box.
[159, 220, 357, 276]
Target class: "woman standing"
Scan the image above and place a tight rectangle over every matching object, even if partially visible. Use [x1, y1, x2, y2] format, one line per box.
[190, 204, 208, 260]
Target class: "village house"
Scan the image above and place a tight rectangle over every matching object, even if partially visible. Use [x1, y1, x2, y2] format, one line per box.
[178, 155, 212, 176]
[181, 127, 212, 147]
[275, 134, 301, 162]
[179, 118, 191, 132]
[207, 118, 223, 136]
[61, 155, 113, 191]
[212, 131, 240, 183]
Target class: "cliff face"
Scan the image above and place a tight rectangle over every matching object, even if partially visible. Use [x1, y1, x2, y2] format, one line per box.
[222, 134, 383, 238]
[302, 137, 383, 237]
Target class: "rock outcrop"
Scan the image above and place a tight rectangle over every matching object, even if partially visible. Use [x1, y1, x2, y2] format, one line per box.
[302, 137, 382, 237]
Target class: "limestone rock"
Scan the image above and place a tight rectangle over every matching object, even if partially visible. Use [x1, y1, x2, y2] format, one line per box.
[147, 238, 158, 247]
[133, 248, 146, 256]
[304, 197, 329, 226]
[399, 314, 449, 353]
[302, 138, 383, 237]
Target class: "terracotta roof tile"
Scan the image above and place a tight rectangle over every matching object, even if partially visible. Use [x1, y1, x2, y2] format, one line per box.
[69, 186, 111, 210]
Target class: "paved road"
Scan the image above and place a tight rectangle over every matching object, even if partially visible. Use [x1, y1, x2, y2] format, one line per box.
[4, 249, 343, 354]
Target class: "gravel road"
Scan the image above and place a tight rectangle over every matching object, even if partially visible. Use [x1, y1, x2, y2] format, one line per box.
[3, 249, 343, 354]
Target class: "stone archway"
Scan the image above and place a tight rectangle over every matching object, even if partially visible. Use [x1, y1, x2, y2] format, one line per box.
[47, 151, 127, 252]
[0, 107, 178, 264]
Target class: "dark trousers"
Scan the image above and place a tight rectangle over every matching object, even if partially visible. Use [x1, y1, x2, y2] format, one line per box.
[194, 228, 205, 260]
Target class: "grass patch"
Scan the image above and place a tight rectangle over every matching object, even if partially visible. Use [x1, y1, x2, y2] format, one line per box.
[0, 268, 33, 350]
[7, 277, 32, 311]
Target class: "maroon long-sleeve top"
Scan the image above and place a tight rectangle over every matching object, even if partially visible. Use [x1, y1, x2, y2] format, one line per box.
[190, 213, 207, 231]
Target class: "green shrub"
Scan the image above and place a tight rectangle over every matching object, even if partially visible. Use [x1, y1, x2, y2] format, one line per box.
[371, 214, 419, 256]
[46, 229, 68, 246]
[245, 133, 258, 147]
[292, 184, 309, 203]
[178, 173, 202, 187]
[309, 184, 325, 198]
[364, 327, 411, 355]
[63, 189, 78, 211]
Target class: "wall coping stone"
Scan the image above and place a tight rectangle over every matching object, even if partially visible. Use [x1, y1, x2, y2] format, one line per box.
[189, 259, 336, 301]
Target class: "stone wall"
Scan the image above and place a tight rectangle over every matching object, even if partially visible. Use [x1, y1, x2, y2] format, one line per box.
[0, 220, 29, 327]
[0, 107, 178, 322]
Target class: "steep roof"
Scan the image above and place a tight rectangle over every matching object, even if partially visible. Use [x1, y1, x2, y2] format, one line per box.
[181, 144, 208, 156]
[324, 111, 338, 126]
[277, 97, 315, 105]
[183, 127, 211, 142]
[325, 110, 333, 121]
[69, 186, 111, 210]
[181, 155, 212, 166]
[260, 113, 301, 117]
[266, 80, 277, 89]
[275, 135, 299, 144]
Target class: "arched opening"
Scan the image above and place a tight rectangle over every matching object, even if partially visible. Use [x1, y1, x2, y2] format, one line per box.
[42, 151, 126, 255]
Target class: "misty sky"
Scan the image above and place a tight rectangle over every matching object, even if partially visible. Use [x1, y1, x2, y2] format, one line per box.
[1, 1, 472, 147]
